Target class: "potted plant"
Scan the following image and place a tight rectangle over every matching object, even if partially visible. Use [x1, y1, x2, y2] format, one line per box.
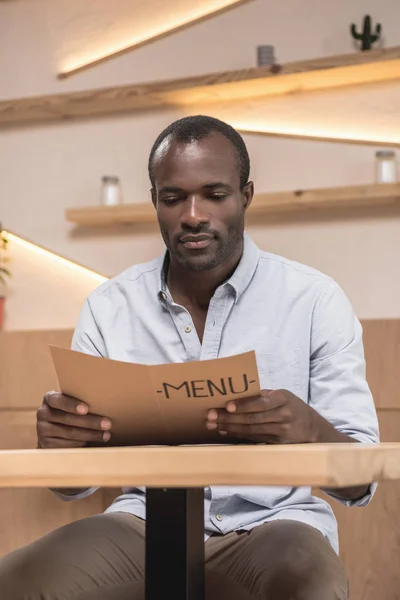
[0, 225, 10, 330]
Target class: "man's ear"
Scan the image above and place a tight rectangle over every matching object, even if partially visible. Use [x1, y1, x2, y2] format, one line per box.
[151, 188, 157, 209]
[242, 181, 254, 210]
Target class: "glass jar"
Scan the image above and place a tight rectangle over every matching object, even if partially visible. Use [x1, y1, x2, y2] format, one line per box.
[100, 175, 122, 206]
[257, 45, 276, 66]
[375, 150, 398, 184]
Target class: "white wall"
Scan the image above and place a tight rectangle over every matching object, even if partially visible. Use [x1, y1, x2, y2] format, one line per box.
[0, 0, 399, 327]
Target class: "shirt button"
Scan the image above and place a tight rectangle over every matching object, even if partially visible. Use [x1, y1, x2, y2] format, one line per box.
[160, 292, 167, 301]
[216, 514, 223, 522]
[184, 325, 192, 333]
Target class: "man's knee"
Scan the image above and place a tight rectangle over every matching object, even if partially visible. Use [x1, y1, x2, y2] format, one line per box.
[0, 516, 106, 600]
[0, 514, 144, 600]
[261, 521, 348, 600]
[0, 547, 44, 600]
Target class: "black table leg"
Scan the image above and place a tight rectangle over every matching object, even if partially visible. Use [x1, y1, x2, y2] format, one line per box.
[145, 487, 205, 600]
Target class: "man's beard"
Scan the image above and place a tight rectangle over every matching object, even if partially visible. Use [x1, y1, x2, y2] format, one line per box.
[161, 218, 244, 272]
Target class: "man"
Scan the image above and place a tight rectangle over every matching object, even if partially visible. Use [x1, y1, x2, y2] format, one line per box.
[0, 116, 378, 599]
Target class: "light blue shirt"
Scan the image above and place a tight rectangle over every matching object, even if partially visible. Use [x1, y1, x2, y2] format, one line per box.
[68, 233, 379, 553]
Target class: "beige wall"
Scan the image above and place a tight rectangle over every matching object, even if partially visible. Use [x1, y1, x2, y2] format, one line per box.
[1, 0, 400, 327]
[1, 234, 106, 331]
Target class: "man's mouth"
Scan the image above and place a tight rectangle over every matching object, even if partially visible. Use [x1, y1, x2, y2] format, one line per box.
[179, 234, 214, 250]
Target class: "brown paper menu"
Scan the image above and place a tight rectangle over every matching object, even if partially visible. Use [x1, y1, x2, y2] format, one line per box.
[50, 346, 261, 446]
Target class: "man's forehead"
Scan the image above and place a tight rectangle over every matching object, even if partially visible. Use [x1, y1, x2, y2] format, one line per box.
[152, 133, 238, 180]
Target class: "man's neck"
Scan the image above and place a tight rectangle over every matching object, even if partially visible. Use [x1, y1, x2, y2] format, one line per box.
[167, 243, 243, 310]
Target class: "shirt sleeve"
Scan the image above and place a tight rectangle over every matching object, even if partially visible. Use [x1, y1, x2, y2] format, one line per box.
[54, 297, 105, 502]
[309, 279, 380, 507]
[71, 297, 107, 357]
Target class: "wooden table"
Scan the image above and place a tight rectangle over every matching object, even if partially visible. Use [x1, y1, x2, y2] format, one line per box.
[0, 443, 399, 599]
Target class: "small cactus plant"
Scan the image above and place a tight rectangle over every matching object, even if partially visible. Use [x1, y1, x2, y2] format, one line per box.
[350, 15, 382, 51]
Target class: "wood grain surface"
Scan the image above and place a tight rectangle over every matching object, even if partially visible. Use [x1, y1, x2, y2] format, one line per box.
[318, 410, 400, 600]
[0, 329, 105, 557]
[0, 329, 72, 409]
[0, 443, 395, 489]
[363, 320, 400, 409]
[1, 46, 399, 127]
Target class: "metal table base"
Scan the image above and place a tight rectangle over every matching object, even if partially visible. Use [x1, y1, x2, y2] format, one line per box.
[145, 487, 205, 600]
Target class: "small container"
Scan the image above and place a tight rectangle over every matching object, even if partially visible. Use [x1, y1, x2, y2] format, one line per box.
[100, 175, 122, 206]
[375, 150, 398, 184]
[257, 45, 276, 67]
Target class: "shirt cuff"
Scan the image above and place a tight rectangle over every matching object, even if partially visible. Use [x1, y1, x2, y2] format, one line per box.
[325, 481, 378, 507]
[51, 487, 99, 501]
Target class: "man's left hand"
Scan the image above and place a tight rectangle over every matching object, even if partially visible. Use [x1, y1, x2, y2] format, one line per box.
[206, 389, 371, 500]
[206, 389, 321, 444]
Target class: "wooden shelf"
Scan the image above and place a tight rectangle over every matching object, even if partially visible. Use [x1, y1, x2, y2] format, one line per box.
[2, 47, 400, 127]
[66, 183, 400, 227]
[66, 202, 156, 226]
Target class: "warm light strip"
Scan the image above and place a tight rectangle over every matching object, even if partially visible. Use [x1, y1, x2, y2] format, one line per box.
[233, 124, 400, 147]
[58, 0, 254, 79]
[5, 232, 108, 283]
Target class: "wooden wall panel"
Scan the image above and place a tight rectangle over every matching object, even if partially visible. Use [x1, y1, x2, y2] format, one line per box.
[333, 481, 400, 600]
[0, 331, 105, 558]
[326, 410, 400, 600]
[0, 411, 107, 558]
[0, 411, 37, 449]
[0, 329, 73, 409]
[362, 320, 400, 410]
[0, 489, 106, 557]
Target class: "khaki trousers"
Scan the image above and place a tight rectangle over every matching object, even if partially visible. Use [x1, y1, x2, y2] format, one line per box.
[0, 513, 348, 600]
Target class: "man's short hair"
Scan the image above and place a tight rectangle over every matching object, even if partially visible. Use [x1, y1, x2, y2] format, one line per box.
[148, 115, 250, 189]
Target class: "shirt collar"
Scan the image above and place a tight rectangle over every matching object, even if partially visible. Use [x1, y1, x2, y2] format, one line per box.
[159, 252, 170, 303]
[158, 232, 260, 304]
[225, 232, 260, 302]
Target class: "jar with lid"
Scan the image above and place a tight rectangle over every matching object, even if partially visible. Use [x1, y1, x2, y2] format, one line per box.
[100, 175, 123, 206]
[375, 150, 398, 184]
[257, 45, 276, 66]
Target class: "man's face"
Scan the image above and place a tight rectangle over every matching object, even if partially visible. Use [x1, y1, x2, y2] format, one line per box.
[151, 132, 253, 272]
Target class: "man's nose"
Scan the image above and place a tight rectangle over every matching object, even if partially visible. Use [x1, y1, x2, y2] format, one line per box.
[181, 196, 210, 229]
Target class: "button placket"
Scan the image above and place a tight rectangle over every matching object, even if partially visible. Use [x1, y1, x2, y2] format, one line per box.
[201, 290, 233, 361]
[167, 302, 200, 361]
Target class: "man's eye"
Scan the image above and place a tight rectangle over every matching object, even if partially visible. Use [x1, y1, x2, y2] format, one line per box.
[163, 197, 179, 205]
[210, 194, 227, 201]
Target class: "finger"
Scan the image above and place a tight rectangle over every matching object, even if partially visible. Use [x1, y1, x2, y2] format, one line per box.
[207, 407, 287, 427]
[38, 421, 111, 444]
[44, 391, 88, 415]
[225, 390, 286, 414]
[37, 405, 111, 431]
[39, 438, 88, 449]
[217, 422, 290, 438]
[220, 429, 281, 444]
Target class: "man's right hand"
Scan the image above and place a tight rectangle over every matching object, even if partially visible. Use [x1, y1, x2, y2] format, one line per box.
[37, 391, 112, 449]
